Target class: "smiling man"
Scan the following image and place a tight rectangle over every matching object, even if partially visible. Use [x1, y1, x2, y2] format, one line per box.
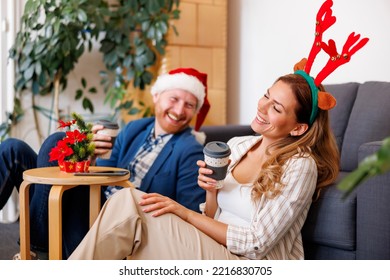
[1, 67, 210, 259]
[95, 67, 210, 206]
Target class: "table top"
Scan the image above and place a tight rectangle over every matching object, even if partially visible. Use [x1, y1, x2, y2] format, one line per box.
[23, 166, 130, 185]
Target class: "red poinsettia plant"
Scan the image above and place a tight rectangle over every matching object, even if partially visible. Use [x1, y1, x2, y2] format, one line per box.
[49, 112, 95, 172]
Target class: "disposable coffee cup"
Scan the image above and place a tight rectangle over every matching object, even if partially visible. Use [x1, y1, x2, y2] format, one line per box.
[203, 141, 231, 188]
[96, 120, 119, 159]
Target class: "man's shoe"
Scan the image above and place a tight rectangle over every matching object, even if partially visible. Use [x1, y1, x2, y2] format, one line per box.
[12, 250, 48, 260]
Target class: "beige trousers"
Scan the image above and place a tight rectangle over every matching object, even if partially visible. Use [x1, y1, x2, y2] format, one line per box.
[68, 188, 246, 260]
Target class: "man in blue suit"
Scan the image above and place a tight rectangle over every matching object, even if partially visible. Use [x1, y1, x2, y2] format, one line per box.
[0, 67, 210, 259]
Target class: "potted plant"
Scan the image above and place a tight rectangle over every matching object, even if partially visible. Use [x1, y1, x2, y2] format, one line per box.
[3, 0, 180, 143]
[49, 112, 95, 173]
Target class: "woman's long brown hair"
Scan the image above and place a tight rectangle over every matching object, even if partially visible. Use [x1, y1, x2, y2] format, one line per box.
[252, 74, 339, 200]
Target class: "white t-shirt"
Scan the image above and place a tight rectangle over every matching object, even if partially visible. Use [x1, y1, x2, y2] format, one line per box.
[217, 172, 255, 227]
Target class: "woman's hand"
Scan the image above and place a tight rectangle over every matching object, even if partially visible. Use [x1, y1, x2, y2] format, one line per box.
[139, 193, 192, 221]
[196, 160, 219, 192]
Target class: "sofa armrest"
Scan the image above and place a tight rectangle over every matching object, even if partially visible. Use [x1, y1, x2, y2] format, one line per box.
[356, 140, 390, 259]
[358, 141, 384, 159]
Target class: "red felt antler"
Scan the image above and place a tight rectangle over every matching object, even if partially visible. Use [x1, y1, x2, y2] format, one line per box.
[314, 33, 369, 85]
[294, 0, 369, 113]
[304, 0, 336, 74]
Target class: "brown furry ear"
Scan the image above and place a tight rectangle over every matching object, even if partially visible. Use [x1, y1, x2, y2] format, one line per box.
[318, 91, 337, 110]
[293, 58, 307, 72]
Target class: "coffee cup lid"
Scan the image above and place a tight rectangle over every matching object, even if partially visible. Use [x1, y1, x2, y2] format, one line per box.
[203, 141, 231, 158]
[97, 120, 119, 129]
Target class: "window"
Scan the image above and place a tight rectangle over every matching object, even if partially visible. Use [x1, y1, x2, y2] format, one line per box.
[0, 0, 24, 123]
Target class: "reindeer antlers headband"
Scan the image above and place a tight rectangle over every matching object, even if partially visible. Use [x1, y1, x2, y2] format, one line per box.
[294, 0, 369, 124]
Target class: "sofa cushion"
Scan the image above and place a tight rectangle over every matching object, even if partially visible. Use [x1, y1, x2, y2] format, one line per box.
[356, 141, 390, 259]
[325, 83, 360, 153]
[201, 125, 255, 144]
[303, 243, 356, 260]
[302, 172, 356, 251]
[340, 81, 390, 171]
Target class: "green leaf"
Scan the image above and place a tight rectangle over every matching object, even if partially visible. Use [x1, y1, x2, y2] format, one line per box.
[82, 97, 94, 113]
[34, 43, 46, 55]
[20, 58, 32, 71]
[142, 71, 153, 85]
[147, 0, 161, 14]
[45, 25, 53, 38]
[75, 89, 83, 100]
[34, 62, 42, 75]
[23, 65, 35, 80]
[126, 69, 135, 81]
[22, 42, 34, 56]
[81, 78, 87, 88]
[123, 55, 133, 69]
[24, 0, 36, 14]
[38, 71, 46, 86]
[88, 87, 97, 94]
[15, 77, 26, 91]
[99, 71, 108, 77]
[123, 100, 134, 109]
[32, 80, 40, 95]
[128, 107, 141, 115]
[77, 9, 88, 22]
[143, 107, 152, 117]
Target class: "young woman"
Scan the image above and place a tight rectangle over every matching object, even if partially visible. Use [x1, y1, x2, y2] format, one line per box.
[68, 73, 339, 260]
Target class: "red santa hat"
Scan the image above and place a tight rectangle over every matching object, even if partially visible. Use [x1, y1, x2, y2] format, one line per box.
[151, 67, 210, 131]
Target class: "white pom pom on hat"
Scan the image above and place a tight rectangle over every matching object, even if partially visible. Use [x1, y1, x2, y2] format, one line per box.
[151, 67, 210, 131]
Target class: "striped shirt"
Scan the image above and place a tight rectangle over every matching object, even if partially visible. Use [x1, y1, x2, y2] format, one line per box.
[215, 135, 317, 260]
[104, 129, 172, 198]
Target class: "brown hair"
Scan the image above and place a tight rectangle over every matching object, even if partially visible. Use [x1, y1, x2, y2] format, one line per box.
[252, 73, 339, 200]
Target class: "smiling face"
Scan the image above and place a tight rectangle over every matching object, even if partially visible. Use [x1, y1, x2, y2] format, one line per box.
[153, 89, 198, 136]
[251, 80, 308, 144]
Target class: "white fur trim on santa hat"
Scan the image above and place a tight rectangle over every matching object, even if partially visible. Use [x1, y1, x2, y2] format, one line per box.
[151, 72, 205, 111]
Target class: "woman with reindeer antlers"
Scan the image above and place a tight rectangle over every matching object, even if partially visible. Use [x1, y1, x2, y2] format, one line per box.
[69, 0, 368, 260]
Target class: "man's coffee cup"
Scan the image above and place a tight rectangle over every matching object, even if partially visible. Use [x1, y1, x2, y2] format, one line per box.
[96, 120, 119, 159]
[203, 141, 231, 189]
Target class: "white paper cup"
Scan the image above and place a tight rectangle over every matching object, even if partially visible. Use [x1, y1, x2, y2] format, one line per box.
[96, 120, 119, 159]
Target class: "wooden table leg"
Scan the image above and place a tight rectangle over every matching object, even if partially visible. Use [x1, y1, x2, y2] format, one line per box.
[89, 182, 133, 227]
[19, 181, 32, 260]
[89, 185, 101, 227]
[48, 185, 75, 260]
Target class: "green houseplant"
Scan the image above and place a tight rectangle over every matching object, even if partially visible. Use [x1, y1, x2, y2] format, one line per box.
[7, 0, 108, 143]
[99, 0, 180, 122]
[3, 0, 180, 143]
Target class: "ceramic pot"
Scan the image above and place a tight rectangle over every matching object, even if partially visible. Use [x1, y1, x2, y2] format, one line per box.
[59, 160, 90, 173]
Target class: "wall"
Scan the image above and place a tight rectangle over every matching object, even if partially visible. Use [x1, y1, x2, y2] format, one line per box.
[5, 0, 390, 152]
[166, 0, 228, 127]
[227, 0, 390, 124]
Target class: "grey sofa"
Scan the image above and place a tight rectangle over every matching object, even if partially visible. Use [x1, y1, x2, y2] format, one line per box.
[200, 81, 390, 260]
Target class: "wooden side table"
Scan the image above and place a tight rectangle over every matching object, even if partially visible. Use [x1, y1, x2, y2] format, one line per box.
[19, 166, 134, 260]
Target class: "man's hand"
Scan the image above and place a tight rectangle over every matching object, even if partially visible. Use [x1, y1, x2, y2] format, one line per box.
[91, 124, 113, 158]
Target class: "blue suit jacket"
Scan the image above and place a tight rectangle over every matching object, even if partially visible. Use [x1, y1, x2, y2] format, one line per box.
[97, 117, 205, 212]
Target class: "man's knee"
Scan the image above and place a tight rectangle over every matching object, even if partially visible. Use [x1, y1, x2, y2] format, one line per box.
[37, 132, 65, 164]
[0, 138, 34, 158]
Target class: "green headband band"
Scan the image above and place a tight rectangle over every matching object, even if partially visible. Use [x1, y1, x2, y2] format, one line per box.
[294, 70, 318, 125]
